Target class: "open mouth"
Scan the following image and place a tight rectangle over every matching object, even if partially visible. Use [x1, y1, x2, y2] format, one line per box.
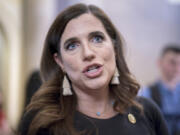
[86, 65, 101, 73]
[83, 64, 103, 78]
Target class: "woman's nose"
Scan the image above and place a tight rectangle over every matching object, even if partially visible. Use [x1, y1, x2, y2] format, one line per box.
[82, 43, 95, 61]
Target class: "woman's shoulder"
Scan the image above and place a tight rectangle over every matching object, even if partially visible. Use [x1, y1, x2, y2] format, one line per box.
[136, 96, 164, 118]
[18, 110, 37, 135]
[135, 96, 163, 122]
[18, 110, 50, 135]
[136, 96, 160, 112]
[134, 96, 169, 135]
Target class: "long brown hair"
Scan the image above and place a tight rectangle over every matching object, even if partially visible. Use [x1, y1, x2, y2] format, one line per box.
[26, 3, 141, 135]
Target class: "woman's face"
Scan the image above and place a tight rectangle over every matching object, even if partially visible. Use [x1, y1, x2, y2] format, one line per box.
[55, 13, 116, 92]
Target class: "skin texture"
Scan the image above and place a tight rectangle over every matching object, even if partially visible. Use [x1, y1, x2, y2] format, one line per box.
[158, 51, 180, 88]
[54, 13, 117, 118]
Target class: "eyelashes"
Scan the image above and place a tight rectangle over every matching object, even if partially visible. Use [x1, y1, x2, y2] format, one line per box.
[91, 35, 104, 43]
[65, 41, 79, 51]
[64, 34, 105, 51]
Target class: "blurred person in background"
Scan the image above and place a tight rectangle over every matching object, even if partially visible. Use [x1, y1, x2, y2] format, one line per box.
[19, 3, 169, 135]
[0, 91, 12, 135]
[24, 70, 42, 108]
[140, 45, 180, 135]
[17, 70, 42, 131]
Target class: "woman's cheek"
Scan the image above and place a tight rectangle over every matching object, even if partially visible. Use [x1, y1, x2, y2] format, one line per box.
[103, 46, 115, 61]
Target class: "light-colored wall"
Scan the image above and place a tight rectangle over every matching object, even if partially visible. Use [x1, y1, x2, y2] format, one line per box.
[0, 0, 24, 128]
[24, 0, 57, 76]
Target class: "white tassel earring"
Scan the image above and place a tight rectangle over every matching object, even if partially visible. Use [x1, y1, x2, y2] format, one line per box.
[111, 67, 120, 85]
[63, 75, 73, 96]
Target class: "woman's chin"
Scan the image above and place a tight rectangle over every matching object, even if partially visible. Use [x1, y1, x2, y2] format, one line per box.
[83, 79, 109, 91]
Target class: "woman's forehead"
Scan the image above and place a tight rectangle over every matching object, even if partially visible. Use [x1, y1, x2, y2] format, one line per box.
[61, 13, 107, 43]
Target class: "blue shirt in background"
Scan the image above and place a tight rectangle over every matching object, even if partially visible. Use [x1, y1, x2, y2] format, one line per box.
[139, 80, 180, 135]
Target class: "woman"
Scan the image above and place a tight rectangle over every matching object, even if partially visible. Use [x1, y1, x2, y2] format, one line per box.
[20, 3, 169, 135]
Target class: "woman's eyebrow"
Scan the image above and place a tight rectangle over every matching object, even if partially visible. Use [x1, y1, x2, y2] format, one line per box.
[88, 31, 105, 38]
[64, 37, 78, 46]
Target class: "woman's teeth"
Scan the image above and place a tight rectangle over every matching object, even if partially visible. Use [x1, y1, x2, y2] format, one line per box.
[87, 68, 98, 73]
[87, 66, 98, 72]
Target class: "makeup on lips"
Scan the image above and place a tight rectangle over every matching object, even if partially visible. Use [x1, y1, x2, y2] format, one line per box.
[83, 63, 103, 78]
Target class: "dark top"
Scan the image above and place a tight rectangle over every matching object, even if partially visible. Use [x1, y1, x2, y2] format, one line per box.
[25, 71, 42, 107]
[19, 97, 169, 135]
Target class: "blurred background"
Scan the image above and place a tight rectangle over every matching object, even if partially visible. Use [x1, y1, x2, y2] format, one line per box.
[0, 0, 180, 133]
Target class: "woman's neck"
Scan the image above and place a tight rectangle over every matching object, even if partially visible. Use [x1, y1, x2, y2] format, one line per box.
[74, 86, 116, 119]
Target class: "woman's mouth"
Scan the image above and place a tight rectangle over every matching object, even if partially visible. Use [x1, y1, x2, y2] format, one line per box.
[83, 64, 103, 78]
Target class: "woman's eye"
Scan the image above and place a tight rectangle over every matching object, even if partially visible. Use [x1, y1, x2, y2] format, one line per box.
[91, 35, 104, 43]
[66, 42, 78, 51]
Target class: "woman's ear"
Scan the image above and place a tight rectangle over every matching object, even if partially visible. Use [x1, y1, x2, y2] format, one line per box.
[54, 53, 64, 71]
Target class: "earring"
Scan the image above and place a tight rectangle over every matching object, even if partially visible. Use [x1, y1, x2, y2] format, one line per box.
[111, 67, 120, 85]
[63, 75, 73, 96]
